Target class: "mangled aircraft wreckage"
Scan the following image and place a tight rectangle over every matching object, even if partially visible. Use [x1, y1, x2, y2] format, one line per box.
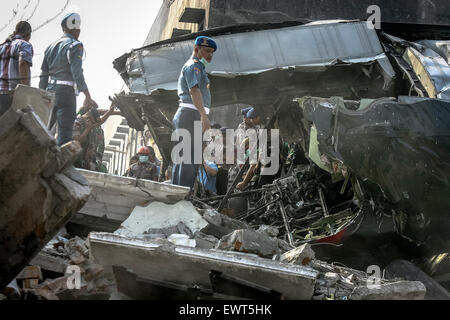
[1, 17, 449, 300]
[112, 19, 450, 262]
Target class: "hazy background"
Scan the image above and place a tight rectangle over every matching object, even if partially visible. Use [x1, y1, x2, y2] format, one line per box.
[0, 0, 163, 109]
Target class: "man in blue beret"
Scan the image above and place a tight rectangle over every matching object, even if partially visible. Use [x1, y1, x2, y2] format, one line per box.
[246, 107, 263, 129]
[172, 36, 217, 188]
[39, 13, 96, 146]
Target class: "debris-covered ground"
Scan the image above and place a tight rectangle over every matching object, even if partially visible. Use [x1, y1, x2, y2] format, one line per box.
[1, 5, 450, 301]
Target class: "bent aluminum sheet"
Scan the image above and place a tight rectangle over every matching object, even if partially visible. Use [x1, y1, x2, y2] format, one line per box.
[298, 96, 450, 246]
[77, 169, 190, 222]
[89, 232, 318, 300]
[405, 42, 450, 100]
[126, 21, 394, 94]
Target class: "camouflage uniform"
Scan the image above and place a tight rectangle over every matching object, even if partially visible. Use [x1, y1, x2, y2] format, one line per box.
[72, 117, 106, 172]
[127, 161, 158, 181]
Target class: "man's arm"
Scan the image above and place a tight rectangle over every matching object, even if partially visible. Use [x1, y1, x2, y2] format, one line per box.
[190, 86, 211, 132]
[99, 105, 119, 125]
[69, 43, 95, 106]
[39, 57, 49, 90]
[18, 60, 31, 86]
[18, 42, 33, 86]
[203, 162, 218, 177]
[73, 122, 97, 144]
[236, 164, 257, 190]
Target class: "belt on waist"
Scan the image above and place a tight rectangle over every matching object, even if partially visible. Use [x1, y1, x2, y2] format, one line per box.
[50, 79, 75, 87]
[179, 103, 210, 115]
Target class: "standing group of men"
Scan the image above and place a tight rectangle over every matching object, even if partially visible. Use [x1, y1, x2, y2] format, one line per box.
[171, 35, 280, 195]
[0, 14, 119, 173]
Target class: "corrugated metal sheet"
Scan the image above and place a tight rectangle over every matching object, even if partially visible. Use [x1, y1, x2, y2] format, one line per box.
[126, 21, 395, 94]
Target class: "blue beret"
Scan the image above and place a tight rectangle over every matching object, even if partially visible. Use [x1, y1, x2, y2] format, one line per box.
[247, 107, 259, 119]
[241, 107, 252, 117]
[195, 36, 217, 52]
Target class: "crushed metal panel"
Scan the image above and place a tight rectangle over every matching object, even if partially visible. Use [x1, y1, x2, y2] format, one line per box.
[0, 107, 90, 288]
[125, 21, 394, 94]
[298, 96, 450, 245]
[89, 233, 318, 300]
[11, 85, 54, 127]
[77, 169, 190, 222]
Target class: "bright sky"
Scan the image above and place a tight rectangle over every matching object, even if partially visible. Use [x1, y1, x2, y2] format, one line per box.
[0, 0, 163, 109]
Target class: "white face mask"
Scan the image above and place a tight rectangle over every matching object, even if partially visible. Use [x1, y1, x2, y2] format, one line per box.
[200, 57, 209, 67]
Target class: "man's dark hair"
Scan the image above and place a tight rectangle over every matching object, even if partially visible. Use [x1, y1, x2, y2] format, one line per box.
[3, 21, 32, 44]
[89, 108, 101, 123]
[15, 21, 32, 36]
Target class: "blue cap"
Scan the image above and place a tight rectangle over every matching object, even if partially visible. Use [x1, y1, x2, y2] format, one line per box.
[220, 127, 228, 134]
[195, 36, 217, 52]
[246, 107, 259, 119]
[241, 107, 252, 117]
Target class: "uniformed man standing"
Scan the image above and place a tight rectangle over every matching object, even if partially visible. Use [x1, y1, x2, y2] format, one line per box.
[0, 21, 33, 117]
[39, 13, 96, 146]
[172, 36, 217, 188]
[126, 147, 159, 181]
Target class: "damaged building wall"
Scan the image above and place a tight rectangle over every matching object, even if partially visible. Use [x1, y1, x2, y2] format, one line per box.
[208, 0, 450, 27]
[144, 0, 210, 45]
[143, 0, 450, 48]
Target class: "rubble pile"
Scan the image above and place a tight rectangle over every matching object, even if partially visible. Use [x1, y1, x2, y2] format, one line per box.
[204, 163, 362, 248]
[15, 233, 115, 300]
[310, 260, 426, 300]
[90, 200, 427, 300]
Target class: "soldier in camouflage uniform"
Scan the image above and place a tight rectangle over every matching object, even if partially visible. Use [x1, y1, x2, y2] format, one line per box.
[126, 146, 158, 181]
[72, 106, 116, 172]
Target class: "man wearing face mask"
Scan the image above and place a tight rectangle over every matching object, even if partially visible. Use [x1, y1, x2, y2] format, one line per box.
[172, 36, 217, 188]
[126, 146, 159, 181]
[39, 12, 97, 146]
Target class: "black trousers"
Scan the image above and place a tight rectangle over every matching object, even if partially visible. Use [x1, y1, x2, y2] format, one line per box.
[0, 93, 14, 118]
[171, 107, 201, 188]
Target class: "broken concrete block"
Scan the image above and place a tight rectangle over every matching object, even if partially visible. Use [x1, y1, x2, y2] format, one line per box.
[200, 209, 249, 238]
[84, 263, 104, 281]
[281, 244, 315, 266]
[109, 290, 133, 300]
[115, 201, 208, 238]
[351, 281, 426, 300]
[384, 259, 450, 300]
[324, 272, 339, 286]
[257, 225, 279, 237]
[144, 221, 193, 238]
[31, 287, 59, 300]
[70, 252, 87, 265]
[216, 229, 281, 258]
[194, 232, 219, 249]
[17, 266, 43, 281]
[65, 236, 89, 258]
[167, 234, 196, 247]
[89, 232, 319, 300]
[23, 278, 40, 289]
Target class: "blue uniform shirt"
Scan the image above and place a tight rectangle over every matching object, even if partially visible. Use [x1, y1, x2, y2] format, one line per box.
[177, 56, 211, 109]
[39, 33, 88, 92]
[198, 161, 218, 193]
